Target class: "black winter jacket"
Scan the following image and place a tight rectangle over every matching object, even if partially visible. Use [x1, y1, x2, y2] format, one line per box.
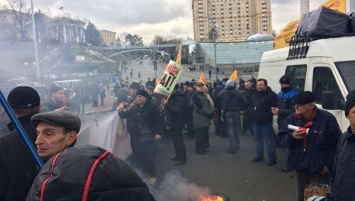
[119, 100, 161, 140]
[217, 87, 248, 113]
[162, 91, 186, 129]
[251, 87, 278, 124]
[279, 107, 341, 173]
[327, 128, 355, 201]
[26, 146, 155, 201]
[0, 113, 39, 201]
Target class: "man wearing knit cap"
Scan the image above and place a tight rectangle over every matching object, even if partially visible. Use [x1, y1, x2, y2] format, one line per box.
[31, 111, 81, 160]
[0, 86, 41, 201]
[217, 79, 248, 153]
[272, 75, 298, 173]
[118, 89, 161, 183]
[278, 91, 341, 201]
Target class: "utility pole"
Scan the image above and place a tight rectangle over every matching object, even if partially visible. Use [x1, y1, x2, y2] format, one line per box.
[30, 0, 41, 84]
[212, 25, 218, 79]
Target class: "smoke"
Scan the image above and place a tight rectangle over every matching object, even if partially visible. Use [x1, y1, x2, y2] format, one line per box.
[148, 170, 211, 201]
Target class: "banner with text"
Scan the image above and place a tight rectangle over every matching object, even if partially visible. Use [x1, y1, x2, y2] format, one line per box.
[154, 60, 184, 97]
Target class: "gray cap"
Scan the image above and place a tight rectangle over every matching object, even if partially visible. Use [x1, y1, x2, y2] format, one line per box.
[31, 111, 81, 133]
[225, 79, 235, 88]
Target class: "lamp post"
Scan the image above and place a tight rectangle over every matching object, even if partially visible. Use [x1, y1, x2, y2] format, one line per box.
[30, 0, 41, 84]
[211, 25, 218, 79]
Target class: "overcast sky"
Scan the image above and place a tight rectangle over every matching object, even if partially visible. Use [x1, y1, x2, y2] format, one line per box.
[0, 0, 351, 44]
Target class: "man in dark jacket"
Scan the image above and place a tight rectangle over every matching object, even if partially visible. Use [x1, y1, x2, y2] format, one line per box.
[272, 75, 298, 172]
[240, 80, 256, 136]
[118, 89, 161, 183]
[251, 78, 278, 165]
[162, 85, 187, 166]
[26, 146, 155, 201]
[316, 90, 355, 201]
[0, 86, 40, 201]
[278, 91, 341, 201]
[41, 85, 68, 112]
[218, 79, 247, 153]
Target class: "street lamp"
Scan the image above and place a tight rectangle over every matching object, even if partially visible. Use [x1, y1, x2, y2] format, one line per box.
[30, 0, 41, 84]
[211, 25, 218, 79]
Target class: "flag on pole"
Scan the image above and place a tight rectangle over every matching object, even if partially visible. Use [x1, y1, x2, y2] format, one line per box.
[176, 45, 182, 64]
[198, 72, 206, 84]
[321, 0, 346, 13]
[229, 70, 238, 81]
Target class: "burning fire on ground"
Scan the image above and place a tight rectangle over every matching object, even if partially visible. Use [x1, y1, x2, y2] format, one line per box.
[199, 194, 224, 201]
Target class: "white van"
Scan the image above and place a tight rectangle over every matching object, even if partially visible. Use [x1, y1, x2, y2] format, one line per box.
[258, 35, 355, 132]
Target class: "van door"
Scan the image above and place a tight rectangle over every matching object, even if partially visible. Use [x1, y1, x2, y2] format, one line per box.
[308, 62, 347, 131]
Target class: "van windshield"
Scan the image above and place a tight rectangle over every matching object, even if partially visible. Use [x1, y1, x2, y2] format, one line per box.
[336, 61, 355, 92]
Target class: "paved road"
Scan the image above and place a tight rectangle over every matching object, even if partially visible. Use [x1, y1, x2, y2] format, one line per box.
[151, 130, 296, 201]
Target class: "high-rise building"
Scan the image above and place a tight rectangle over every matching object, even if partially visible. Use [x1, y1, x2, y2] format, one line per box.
[192, 0, 272, 42]
[300, 0, 309, 17]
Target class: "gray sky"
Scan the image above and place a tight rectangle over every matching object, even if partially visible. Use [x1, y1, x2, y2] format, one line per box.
[1, 0, 351, 44]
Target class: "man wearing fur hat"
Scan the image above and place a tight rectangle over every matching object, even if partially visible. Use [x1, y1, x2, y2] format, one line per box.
[278, 91, 341, 201]
[31, 111, 81, 160]
[0, 86, 41, 201]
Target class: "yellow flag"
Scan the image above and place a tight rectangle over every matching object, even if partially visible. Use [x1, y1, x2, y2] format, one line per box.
[198, 72, 206, 84]
[176, 45, 182, 64]
[274, 19, 300, 49]
[229, 70, 238, 81]
[321, 0, 346, 13]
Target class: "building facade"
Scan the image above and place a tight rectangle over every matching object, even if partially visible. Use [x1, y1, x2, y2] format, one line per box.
[99, 30, 117, 46]
[300, 0, 310, 17]
[192, 0, 272, 42]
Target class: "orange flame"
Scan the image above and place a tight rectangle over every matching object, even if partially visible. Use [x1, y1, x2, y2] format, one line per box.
[199, 195, 224, 201]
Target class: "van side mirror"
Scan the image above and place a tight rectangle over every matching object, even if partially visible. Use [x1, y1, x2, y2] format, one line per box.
[322, 91, 335, 110]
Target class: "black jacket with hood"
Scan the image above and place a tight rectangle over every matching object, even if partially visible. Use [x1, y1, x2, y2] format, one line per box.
[26, 146, 155, 201]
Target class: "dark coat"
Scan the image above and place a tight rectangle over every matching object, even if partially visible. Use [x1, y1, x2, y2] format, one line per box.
[327, 128, 355, 201]
[278, 107, 341, 173]
[251, 87, 278, 124]
[217, 87, 248, 113]
[26, 146, 155, 201]
[192, 91, 212, 129]
[119, 100, 161, 140]
[162, 91, 186, 129]
[0, 113, 39, 201]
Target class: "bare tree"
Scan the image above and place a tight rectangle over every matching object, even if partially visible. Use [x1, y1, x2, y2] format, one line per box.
[7, 0, 31, 40]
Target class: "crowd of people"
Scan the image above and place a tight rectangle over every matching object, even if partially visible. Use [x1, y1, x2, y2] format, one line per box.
[1, 70, 355, 200]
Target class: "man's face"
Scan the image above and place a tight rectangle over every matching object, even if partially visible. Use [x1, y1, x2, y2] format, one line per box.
[35, 122, 76, 159]
[244, 81, 252, 90]
[130, 88, 137, 96]
[280, 83, 290, 89]
[347, 106, 355, 127]
[256, 81, 267, 92]
[147, 89, 153, 95]
[196, 85, 204, 92]
[52, 90, 65, 101]
[187, 86, 194, 93]
[295, 103, 314, 116]
[135, 95, 147, 106]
